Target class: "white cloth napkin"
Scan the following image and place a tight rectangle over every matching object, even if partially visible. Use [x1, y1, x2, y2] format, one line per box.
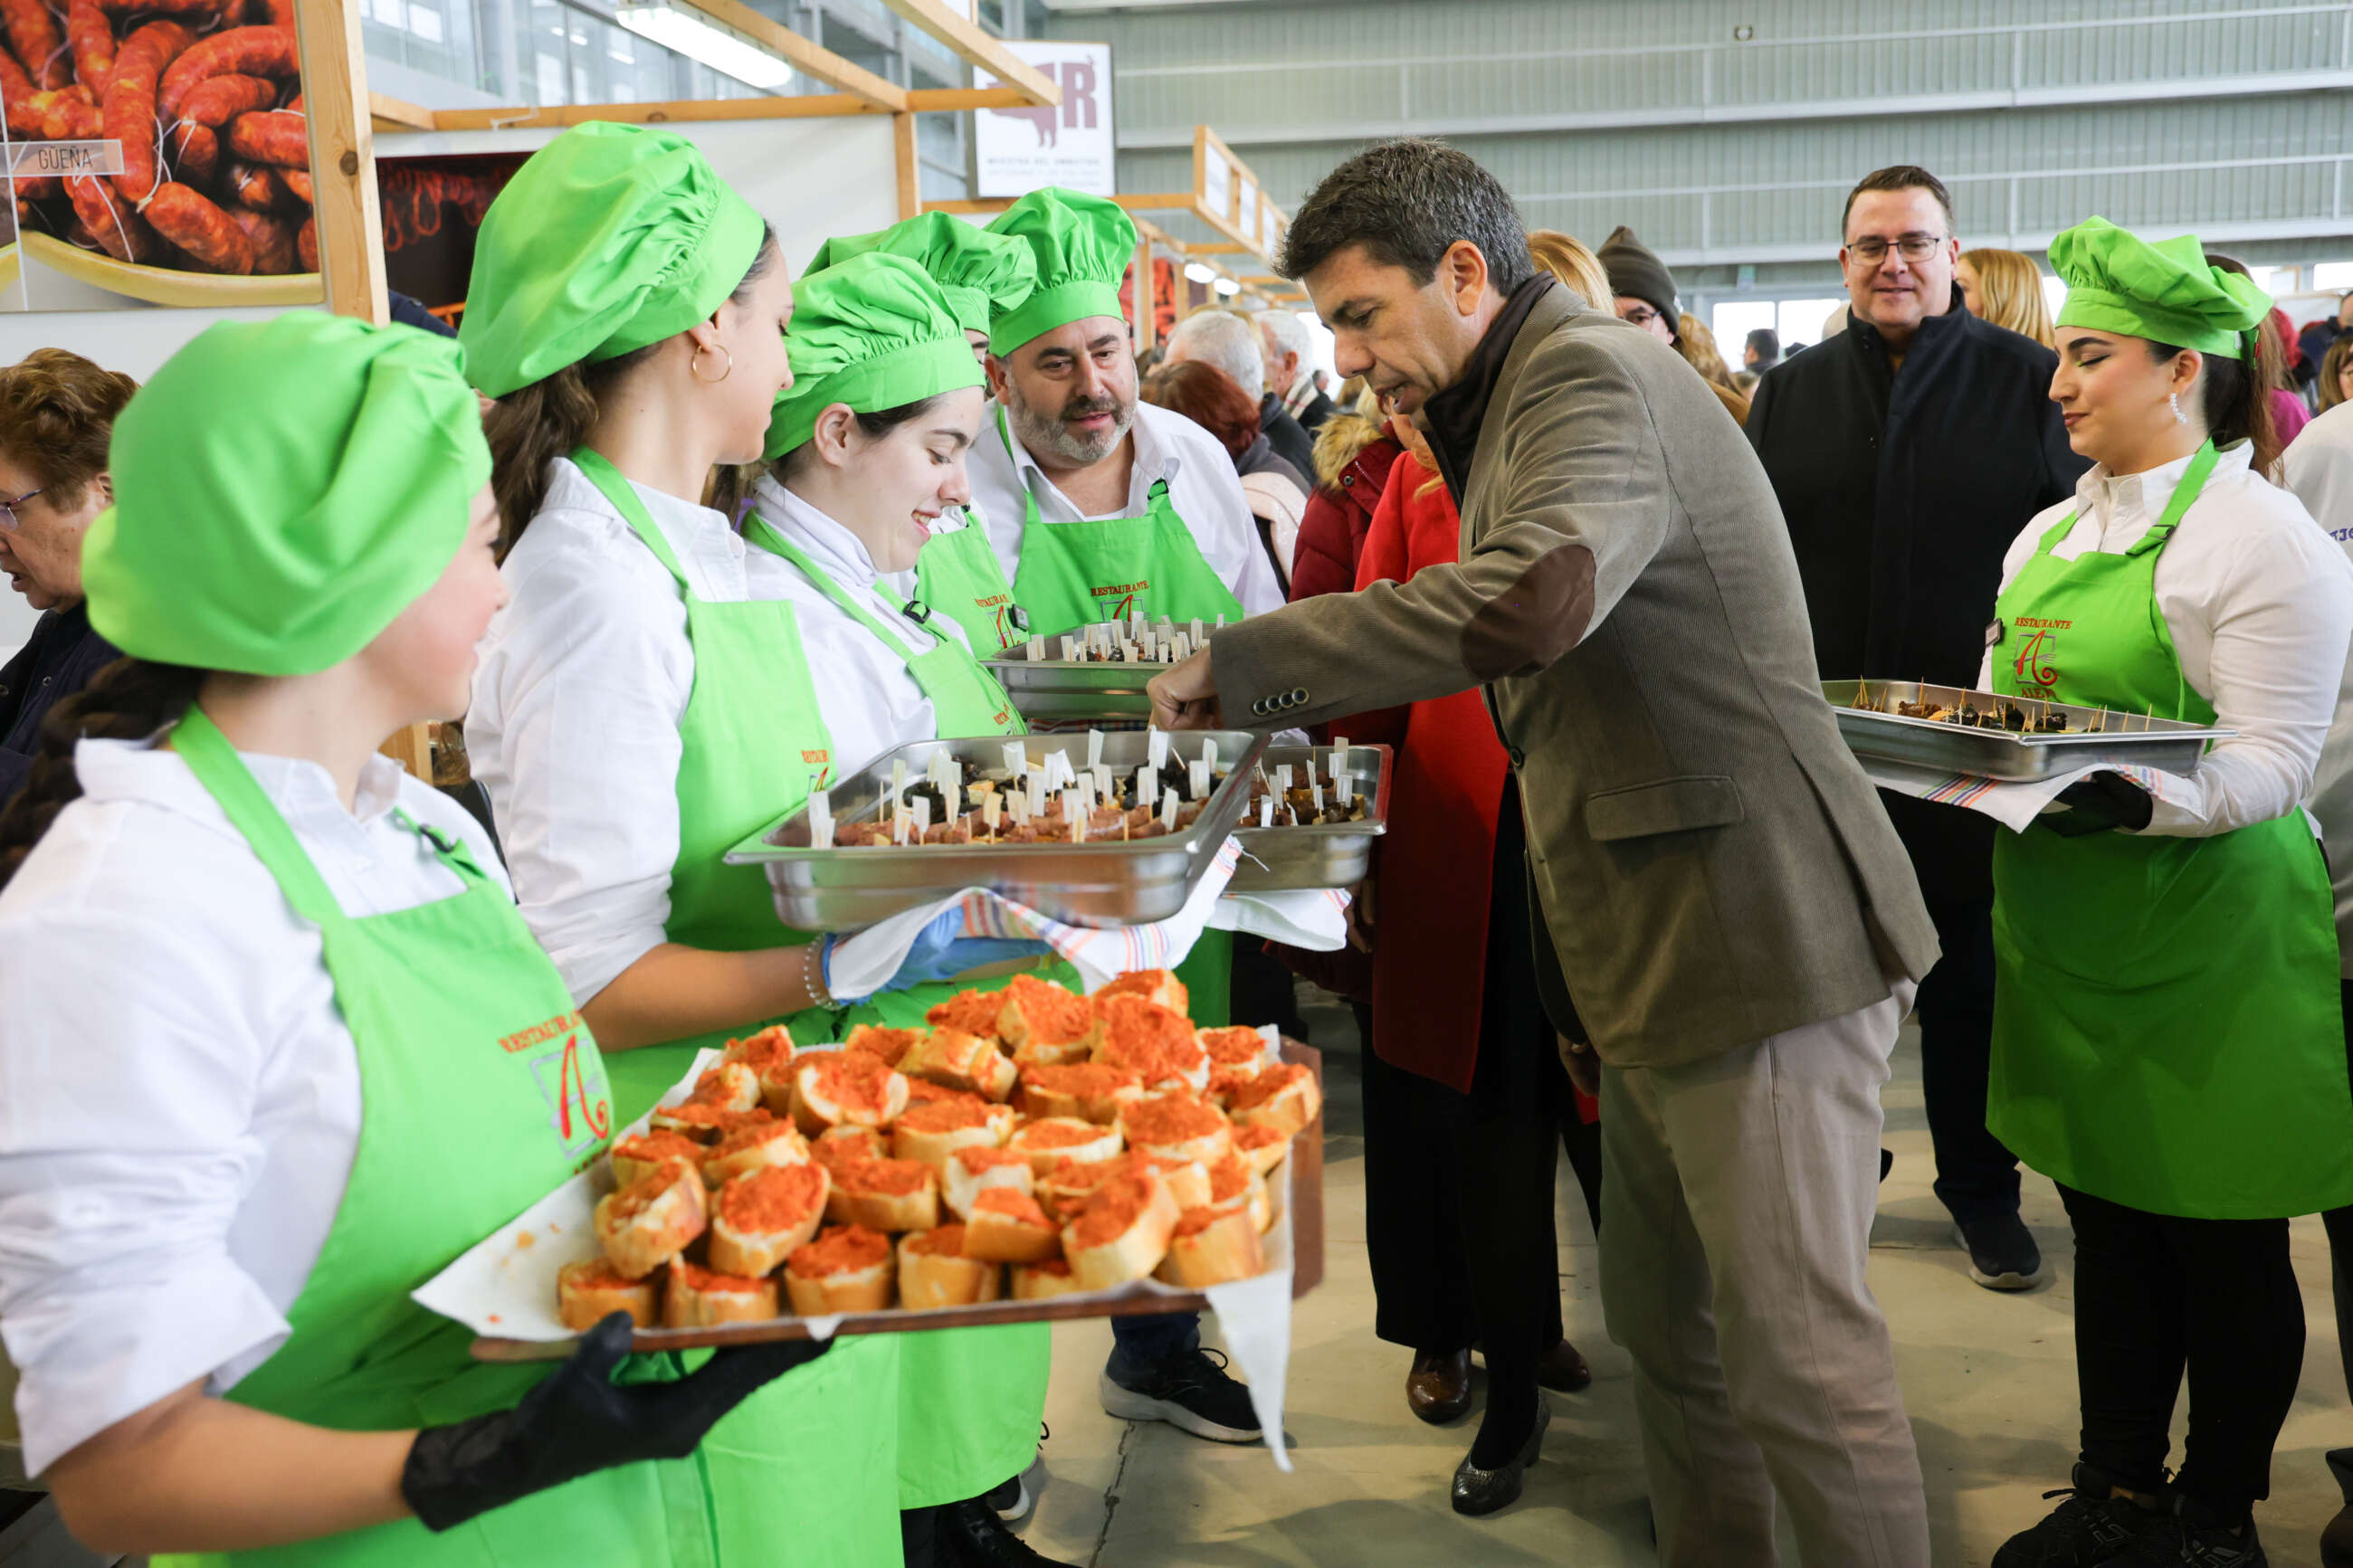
[1862, 756, 2201, 832]
[1209, 882, 1350, 951]
[826, 837, 1246, 996]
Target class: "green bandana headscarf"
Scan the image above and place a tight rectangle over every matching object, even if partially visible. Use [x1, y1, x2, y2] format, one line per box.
[2051, 217, 2270, 360]
[810, 212, 1036, 340]
[84, 313, 489, 677]
[459, 122, 767, 397]
[985, 186, 1137, 356]
[764, 253, 986, 461]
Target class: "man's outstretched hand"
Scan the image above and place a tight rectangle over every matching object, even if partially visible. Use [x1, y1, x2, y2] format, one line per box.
[1148, 648, 1224, 730]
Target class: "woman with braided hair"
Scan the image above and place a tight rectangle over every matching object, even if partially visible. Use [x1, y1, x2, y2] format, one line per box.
[0, 312, 846, 1564]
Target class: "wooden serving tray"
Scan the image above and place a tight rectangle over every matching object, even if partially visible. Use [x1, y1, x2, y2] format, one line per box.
[470, 1041, 1325, 1362]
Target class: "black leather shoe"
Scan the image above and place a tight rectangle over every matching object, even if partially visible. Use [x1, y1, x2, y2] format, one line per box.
[938, 1499, 1079, 1568]
[1536, 1336, 1592, 1393]
[1407, 1347, 1473, 1423]
[1451, 1398, 1549, 1516]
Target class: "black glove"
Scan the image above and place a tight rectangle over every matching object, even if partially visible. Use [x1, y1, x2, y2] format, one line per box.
[2047, 770, 2155, 837]
[402, 1313, 832, 1531]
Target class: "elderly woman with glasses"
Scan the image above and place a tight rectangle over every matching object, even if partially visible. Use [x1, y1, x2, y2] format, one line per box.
[0, 349, 139, 803]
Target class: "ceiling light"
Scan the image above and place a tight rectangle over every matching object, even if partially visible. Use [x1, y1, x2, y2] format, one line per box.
[1213, 277, 1240, 296]
[1183, 261, 1216, 285]
[617, 2, 793, 90]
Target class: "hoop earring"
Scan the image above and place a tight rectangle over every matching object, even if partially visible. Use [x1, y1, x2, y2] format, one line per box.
[691, 343, 734, 385]
[2169, 391, 2186, 425]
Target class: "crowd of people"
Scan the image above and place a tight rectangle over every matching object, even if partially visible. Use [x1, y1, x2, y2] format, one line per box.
[6, 125, 2353, 1568]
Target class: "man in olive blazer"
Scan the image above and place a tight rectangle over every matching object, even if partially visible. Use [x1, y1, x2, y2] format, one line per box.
[1151, 140, 1937, 1566]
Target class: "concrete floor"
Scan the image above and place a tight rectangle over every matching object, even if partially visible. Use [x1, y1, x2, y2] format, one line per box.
[1015, 995, 2353, 1567]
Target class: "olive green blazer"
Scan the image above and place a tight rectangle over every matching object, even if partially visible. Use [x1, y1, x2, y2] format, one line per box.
[1213, 286, 1939, 1068]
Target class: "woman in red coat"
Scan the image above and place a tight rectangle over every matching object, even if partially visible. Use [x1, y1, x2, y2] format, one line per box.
[1345, 417, 1602, 1499]
[1290, 385, 1401, 603]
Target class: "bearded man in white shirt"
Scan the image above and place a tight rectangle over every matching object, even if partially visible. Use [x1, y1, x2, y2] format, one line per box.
[911, 188, 1282, 648]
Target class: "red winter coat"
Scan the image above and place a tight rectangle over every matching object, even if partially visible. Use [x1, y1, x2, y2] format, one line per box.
[1348, 453, 1512, 1093]
[1289, 434, 1403, 603]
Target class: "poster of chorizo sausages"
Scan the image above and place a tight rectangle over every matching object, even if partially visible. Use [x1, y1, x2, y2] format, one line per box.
[0, 0, 322, 309]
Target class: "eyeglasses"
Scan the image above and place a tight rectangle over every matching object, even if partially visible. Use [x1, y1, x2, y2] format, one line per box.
[0, 488, 43, 530]
[1618, 304, 1662, 328]
[1845, 233, 1947, 264]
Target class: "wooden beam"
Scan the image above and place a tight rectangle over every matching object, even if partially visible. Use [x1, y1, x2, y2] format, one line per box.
[874, 0, 1059, 109]
[414, 93, 882, 132]
[295, 0, 386, 326]
[920, 191, 1196, 216]
[368, 90, 434, 131]
[294, 0, 430, 776]
[892, 112, 920, 221]
[905, 86, 1033, 112]
[1181, 241, 1248, 254]
[672, 0, 908, 111]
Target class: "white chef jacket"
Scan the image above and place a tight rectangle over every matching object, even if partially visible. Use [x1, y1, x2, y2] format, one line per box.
[1977, 440, 2353, 840]
[748, 475, 980, 774]
[956, 399, 1286, 617]
[2278, 402, 2353, 973]
[0, 737, 505, 1476]
[469, 456, 834, 1006]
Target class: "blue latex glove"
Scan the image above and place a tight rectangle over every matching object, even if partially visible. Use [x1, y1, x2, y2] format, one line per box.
[824, 908, 1055, 1003]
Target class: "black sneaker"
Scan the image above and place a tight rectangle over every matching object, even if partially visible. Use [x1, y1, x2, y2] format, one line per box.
[1099, 1346, 1262, 1443]
[983, 1430, 1045, 1525]
[938, 1499, 1078, 1568]
[1994, 1465, 2167, 1566]
[2107, 1497, 2267, 1567]
[1956, 1213, 2044, 1290]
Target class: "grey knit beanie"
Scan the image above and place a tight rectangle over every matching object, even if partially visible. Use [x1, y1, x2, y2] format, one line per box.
[1599, 225, 1679, 337]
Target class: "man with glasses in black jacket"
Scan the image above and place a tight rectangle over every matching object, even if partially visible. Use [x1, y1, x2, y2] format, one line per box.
[1748, 164, 2087, 1294]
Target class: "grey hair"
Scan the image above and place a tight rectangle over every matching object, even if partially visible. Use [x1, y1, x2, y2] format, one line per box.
[1278, 138, 1532, 293]
[1253, 308, 1313, 368]
[1166, 309, 1266, 402]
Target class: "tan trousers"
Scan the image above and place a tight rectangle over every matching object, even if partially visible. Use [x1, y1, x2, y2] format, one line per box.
[1598, 989, 1929, 1568]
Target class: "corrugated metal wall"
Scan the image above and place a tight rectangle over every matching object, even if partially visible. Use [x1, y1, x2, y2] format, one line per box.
[1058, 0, 2353, 279]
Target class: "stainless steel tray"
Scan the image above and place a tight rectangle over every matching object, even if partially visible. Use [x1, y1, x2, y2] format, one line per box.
[1827, 680, 2234, 784]
[1229, 745, 1392, 892]
[725, 729, 1269, 930]
[985, 620, 1204, 723]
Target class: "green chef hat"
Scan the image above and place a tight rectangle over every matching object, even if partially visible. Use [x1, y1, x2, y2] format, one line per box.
[985, 186, 1137, 356]
[83, 312, 489, 677]
[2050, 217, 2270, 360]
[459, 122, 768, 397]
[810, 212, 1037, 340]
[764, 253, 987, 461]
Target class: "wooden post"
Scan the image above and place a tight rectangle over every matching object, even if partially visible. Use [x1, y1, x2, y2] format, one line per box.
[292, 0, 386, 328]
[892, 112, 921, 221]
[295, 0, 433, 778]
[1129, 233, 1150, 354]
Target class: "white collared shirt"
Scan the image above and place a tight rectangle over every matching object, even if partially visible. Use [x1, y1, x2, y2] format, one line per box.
[0, 738, 505, 1476]
[748, 476, 978, 777]
[1977, 441, 2353, 837]
[467, 456, 814, 1005]
[957, 399, 1286, 617]
[2280, 404, 2353, 971]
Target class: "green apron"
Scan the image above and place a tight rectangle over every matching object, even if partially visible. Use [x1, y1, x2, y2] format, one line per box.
[909, 515, 1027, 656]
[1988, 440, 2353, 1220]
[913, 407, 1246, 649]
[757, 506, 1054, 1510]
[916, 411, 1245, 1021]
[154, 709, 899, 1568]
[569, 451, 842, 1125]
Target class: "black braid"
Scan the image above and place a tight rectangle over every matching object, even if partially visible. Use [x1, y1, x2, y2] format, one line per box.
[0, 659, 205, 891]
